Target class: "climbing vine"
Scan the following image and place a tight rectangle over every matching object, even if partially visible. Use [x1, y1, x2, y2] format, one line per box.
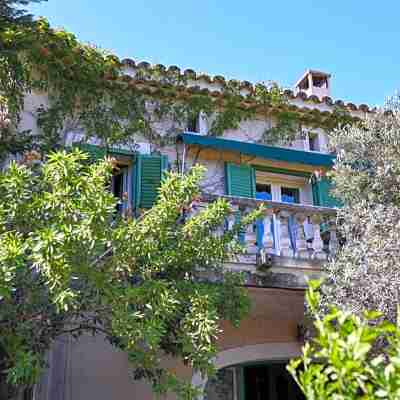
[1, 18, 148, 156]
[0, 18, 355, 163]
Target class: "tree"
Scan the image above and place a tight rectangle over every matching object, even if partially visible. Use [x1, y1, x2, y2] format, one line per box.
[288, 282, 400, 399]
[0, 0, 46, 26]
[0, 12, 272, 399]
[0, 150, 257, 399]
[316, 105, 400, 325]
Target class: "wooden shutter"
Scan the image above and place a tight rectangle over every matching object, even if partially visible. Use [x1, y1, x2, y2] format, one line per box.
[312, 177, 342, 208]
[76, 143, 106, 161]
[134, 155, 168, 209]
[225, 163, 256, 198]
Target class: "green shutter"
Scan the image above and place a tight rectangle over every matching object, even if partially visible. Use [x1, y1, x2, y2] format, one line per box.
[225, 163, 256, 198]
[134, 155, 168, 209]
[76, 143, 106, 161]
[312, 177, 342, 208]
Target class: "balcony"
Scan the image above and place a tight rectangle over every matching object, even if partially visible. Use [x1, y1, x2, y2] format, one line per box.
[201, 193, 338, 289]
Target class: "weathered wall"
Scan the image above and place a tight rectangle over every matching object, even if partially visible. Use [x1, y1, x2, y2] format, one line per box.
[218, 287, 304, 351]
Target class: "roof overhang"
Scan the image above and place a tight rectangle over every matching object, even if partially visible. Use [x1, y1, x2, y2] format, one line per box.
[179, 133, 335, 168]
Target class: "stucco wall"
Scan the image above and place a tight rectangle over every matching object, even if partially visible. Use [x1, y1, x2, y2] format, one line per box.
[16, 88, 334, 156]
[218, 287, 304, 351]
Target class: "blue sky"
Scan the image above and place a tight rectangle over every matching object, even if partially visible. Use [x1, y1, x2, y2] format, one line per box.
[29, 1, 400, 106]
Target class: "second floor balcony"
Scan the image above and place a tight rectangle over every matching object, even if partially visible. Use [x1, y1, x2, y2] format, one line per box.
[78, 133, 339, 290]
[200, 193, 338, 289]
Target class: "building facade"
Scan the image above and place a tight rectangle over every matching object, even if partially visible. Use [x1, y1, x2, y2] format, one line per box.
[20, 65, 373, 400]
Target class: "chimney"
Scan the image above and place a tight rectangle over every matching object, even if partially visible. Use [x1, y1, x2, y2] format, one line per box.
[294, 70, 331, 99]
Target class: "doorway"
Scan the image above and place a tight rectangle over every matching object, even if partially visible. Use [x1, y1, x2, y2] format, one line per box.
[243, 363, 304, 400]
[204, 361, 304, 400]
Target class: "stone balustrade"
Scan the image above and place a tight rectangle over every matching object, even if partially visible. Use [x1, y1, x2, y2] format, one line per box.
[200, 193, 338, 268]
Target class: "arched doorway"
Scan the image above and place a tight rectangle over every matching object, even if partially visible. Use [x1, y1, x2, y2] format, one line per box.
[204, 361, 304, 400]
[193, 343, 303, 400]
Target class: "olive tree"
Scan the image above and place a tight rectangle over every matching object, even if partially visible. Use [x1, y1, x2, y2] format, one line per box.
[287, 98, 400, 398]
[317, 104, 400, 324]
[0, 0, 46, 26]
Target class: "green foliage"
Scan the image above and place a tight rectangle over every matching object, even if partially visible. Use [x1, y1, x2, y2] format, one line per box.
[0, 150, 256, 398]
[0, 0, 46, 25]
[208, 81, 255, 136]
[0, 16, 352, 162]
[288, 281, 400, 399]
[1, 18, 148, 154]
[252, 82, 300, 145]
[0, 14, 358, 166]
[319, 109, 400, 325]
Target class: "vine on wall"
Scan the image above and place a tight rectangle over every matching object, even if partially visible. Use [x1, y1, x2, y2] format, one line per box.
[0, 18, 354, 163]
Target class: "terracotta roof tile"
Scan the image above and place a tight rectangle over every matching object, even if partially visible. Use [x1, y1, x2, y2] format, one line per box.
[120, 57, 373, 114]
[137, 61, 150, 69]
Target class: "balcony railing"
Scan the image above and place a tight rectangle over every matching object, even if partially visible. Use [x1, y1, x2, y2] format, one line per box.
[201, 193, 338, 268]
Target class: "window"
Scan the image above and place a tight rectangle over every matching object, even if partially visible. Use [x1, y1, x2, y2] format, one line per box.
[298, 77, 309, 90]
[312, 75, 328, 88]
[226, 163, 309, 204]
[308, 133, 319, 151]
[111, 164, 129, 214]
[187, 113, 199, 133]
[256, 183, 272, 200]
[75, 143, 169, 214]
[281, 187, 300, 204]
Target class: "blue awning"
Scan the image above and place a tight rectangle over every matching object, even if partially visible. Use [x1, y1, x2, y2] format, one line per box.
[179, 132, 335, 167]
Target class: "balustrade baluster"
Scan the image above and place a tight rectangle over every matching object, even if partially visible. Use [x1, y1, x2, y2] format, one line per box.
[226, 205, 237, 232]
[311, 214, 326, 260]
[328, 220, 338, 257]
[243, 206, 257, 254]
[278, 211, 291, 257]
[201, 192, 338, 263]
[262, 210, 275, 254]
[295, 213, 308, 258]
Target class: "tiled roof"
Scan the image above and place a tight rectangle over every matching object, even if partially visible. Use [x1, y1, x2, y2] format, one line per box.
[121, 58, 374, 114]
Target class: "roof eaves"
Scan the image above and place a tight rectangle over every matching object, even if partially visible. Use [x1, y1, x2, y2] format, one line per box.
[121, 58, 374, 114]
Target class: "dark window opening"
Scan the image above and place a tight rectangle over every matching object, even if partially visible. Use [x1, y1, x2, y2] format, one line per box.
[281, 187, 300, 204]
[187, 114, 199, 133]
[244, 363, 304, 400]
[312, 75, 328, 88]
[256, 183, 272, 201]
[298, 78, 309, 91]
[23, 388, 33, 400]
[309, 134, 319, 151]
[245, 365, 270, 400]
[111, 165, 129, 214]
